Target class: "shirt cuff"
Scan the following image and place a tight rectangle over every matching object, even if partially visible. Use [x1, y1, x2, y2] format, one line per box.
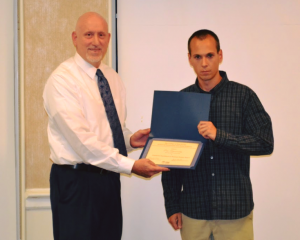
[124, 133, 135, 152]
[214, 129, 228, 147]
[166, 205, 181, 219]
[117, 155, 135, 175]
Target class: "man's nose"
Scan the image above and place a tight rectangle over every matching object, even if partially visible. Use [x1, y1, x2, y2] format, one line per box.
[92, 36, 100, 45]
[202, 57, 208, 67]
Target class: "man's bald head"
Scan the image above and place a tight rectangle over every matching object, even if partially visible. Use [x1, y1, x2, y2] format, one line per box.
[75, 12, 108, 34]
[72, 12, 111, 68]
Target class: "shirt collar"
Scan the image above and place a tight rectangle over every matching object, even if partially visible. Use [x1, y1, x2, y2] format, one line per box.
[74, 52, 103, 80]
[195, 71, 229, 95]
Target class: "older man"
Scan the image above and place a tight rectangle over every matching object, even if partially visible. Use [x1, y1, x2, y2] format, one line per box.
[43, 12, 168, 240]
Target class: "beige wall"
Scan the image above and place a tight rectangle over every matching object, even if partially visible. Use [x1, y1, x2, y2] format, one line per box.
[23, 0, 110, 188]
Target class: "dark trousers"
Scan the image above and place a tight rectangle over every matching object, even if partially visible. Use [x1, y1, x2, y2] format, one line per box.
[50, 164, 123, 240]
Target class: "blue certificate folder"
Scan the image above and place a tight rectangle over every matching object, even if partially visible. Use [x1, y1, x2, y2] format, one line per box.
[140, 91, 211, 169]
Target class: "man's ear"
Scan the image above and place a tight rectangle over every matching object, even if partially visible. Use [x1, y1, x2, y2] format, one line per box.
[218, 49, 223, 64]
[71, 31, 77, 47]
[188, 53, 192, 65]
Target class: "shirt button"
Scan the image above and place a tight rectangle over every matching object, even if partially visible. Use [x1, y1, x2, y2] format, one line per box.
[212, 173, 215, 176]
[210, 156, 213, 159]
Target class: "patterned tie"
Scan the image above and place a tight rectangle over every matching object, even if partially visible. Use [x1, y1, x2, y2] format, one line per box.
[96, 69, 128, 157]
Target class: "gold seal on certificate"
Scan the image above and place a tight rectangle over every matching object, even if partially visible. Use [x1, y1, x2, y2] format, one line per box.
[142, 138, 203, 169]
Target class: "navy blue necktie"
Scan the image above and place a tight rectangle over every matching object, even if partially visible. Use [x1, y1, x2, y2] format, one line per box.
[96, 69, 128, 157]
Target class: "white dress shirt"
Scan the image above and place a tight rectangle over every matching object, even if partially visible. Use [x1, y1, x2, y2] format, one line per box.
[43, 53, 135, 175]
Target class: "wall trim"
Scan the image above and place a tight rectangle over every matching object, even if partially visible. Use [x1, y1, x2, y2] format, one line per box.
[25, 188, 51, 210]
[25, 188, 50, 198]
[14, 0, 21, 238]
[19, 0, 26, 239]
[108, 0, 116, 70]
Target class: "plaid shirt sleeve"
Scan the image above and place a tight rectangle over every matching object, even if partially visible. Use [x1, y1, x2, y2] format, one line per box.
[161, 168, 184, 219]
[215, 89, 274, 155]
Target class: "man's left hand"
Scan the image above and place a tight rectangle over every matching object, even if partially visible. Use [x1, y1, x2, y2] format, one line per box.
[130, 128, 150, 148]
[197, 121, 217, 141]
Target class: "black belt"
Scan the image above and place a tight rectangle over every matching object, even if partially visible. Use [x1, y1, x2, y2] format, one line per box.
[58, 163, 111, 175]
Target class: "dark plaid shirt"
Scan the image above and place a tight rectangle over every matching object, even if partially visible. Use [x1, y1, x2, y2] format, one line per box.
[162, 71, 274, 220]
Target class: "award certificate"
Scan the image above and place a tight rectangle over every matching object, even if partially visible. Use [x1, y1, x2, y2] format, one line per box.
[142, 138, 203, 168]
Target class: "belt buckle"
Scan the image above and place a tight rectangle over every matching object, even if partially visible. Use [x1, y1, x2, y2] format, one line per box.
[73, 164, 79, 170]
[99, 168, 105, 175]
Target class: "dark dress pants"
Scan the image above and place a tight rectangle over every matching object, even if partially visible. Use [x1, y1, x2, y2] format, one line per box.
[50, 164, 122, 240]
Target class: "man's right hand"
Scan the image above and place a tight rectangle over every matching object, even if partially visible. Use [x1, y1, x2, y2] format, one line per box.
[131, 159, 169, 178]
[168, 213, 182, 230]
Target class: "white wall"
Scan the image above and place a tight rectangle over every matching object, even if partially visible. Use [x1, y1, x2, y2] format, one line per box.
[0, 0, 17, 239]
[118, 1, 300, 239]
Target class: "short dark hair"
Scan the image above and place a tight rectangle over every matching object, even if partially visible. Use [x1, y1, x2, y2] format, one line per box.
[188, 29, 220, 54]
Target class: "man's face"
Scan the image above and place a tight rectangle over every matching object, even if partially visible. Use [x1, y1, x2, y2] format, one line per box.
[72, 14, 111, 68]
[188, 36, 222, 83]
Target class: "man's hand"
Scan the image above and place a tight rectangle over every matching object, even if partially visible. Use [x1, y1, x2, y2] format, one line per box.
[131, 159, 169, 178]
[130, 128, 151, 148]
[168, 213, 182, 230]
[197, 121, 217, 141]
